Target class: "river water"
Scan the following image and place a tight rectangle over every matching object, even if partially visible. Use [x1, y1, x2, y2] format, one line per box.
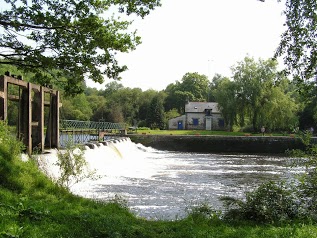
[39, 138, 299, 220]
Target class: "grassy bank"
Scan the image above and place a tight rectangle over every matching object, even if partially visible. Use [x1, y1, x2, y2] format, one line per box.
[1, 125, 317, 237]
[133, 129, 288, 137]
[2, 155, 317, 238]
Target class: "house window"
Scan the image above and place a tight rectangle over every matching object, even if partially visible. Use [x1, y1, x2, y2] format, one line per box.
[192, 118, 199, 126]
[205, 109, 212, 116]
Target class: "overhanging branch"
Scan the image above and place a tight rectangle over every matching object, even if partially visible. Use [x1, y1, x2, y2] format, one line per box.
[0, 20, 67, 30]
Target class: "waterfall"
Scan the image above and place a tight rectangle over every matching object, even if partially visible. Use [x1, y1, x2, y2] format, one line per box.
[34, 137, 161, 186]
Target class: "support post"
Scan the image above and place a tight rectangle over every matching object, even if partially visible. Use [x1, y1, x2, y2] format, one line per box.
[45, 91, 59, 148]
[27, 83, 32, 155]
[0, 76, 8, 120]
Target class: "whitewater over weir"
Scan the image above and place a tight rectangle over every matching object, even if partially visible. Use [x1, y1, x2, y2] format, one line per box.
[37, 137, 299, 220]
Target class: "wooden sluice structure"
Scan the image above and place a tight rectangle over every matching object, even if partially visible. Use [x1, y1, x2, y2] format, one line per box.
[0, 74, 60, 154]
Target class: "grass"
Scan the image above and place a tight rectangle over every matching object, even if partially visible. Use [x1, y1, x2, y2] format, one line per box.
[134, 129, 288, 137]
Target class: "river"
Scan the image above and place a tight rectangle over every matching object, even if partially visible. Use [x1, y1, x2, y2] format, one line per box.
[38, 138, 300, 220]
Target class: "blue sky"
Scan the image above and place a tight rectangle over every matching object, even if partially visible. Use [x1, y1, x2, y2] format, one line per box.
[88, 0, 286, 91]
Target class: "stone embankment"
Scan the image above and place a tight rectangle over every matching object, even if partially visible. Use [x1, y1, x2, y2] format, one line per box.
[127, 134, 308, 154]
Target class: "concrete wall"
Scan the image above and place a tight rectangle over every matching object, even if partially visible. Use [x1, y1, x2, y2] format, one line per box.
[168, 115, 186, 130]
[128, 135, 307, 154]
[186, 112, 205, 130]
[169, 113, 225, 130]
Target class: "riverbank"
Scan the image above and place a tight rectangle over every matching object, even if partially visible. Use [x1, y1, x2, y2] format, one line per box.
[1, 124, 317, 237]
[2, 153, 317, 237]
[128, 134, 307, 154]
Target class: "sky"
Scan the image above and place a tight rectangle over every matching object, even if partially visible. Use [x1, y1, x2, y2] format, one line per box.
[87, 0, 286, 91]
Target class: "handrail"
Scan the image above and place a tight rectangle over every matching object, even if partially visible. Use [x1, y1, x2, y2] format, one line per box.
[60, 120, 126, 130]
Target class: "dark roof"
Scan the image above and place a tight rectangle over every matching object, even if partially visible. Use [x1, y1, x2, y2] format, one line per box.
[185, 102, 220, 113]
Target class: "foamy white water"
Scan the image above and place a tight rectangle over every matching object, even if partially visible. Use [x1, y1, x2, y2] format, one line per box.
[36, 138, 300, 220]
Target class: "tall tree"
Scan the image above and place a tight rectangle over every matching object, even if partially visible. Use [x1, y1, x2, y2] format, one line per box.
[164, 72, 210, 113]
[147, 94, 165, 129]
[275, 0, 317, 98]
[0, 0, 161, 94]
[213, 77, 237, 131]
[214, 57, 298, 132]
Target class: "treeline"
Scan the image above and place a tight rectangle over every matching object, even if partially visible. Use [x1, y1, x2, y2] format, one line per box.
[1, 56, 316, 132]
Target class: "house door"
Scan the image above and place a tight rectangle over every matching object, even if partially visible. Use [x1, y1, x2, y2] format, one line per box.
[178, 121, 183, 130]
[206, 116, 212, 130]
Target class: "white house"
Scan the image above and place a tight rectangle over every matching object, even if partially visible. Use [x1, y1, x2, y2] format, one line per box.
[168, 102, 225, 130]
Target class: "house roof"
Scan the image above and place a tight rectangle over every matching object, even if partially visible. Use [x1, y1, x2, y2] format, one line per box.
[185, 102, 220, 113]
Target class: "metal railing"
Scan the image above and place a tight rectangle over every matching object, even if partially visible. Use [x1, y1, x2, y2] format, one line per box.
[59, 120, 126, 147]
[60, 120, 126, 131]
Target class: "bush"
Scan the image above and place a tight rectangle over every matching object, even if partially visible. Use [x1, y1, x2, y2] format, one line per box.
[221, 181, 300, 223]
[0, 121, 24, 190]
[222, 132, 317, 224]
[55, 140, 97, 190]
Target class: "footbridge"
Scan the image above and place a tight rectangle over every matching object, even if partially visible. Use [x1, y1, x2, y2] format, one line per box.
[60, 120, 127, 147]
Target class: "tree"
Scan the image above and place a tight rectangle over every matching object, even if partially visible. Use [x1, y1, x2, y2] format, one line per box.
[0, 0, 161, 94]
[231, 57, 279, 131]
[60, 94, 92, 121]
[146, 94, 165, 129]
[164, 72, 210, 113]
[213, 77, 237, 131]
[275, 0, 317, 98]
[106, 87, 143, 125]
[178, 73, 210, 101]
[217, 56, 299, 132]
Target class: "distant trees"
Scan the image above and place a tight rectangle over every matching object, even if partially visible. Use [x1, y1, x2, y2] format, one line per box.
[214, 57, 299, 132]
[0, 57, 313, 133]
[164, 72, 209, 113]
[147, 95, 166, 129]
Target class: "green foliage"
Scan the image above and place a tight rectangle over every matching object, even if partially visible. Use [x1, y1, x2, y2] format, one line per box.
[222, 132, 317, 224]
[288, 131, 317, 218]
[276, 0, 317, 99]
[55, 140, 95, 190]
[221, 181, 300, 224]
[0, 121, 24, 191]
[146, 94, 165, 129]
[215, 57, 299, 132]
[164, 72, 210, 113]
[0, 0, 161, 94]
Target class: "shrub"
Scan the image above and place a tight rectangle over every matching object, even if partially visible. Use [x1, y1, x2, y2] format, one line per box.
[221, 181, 300, 223]
[222, 131, 317, 223]
[0, 121, 24, 190]
[55, 140, 97, 190]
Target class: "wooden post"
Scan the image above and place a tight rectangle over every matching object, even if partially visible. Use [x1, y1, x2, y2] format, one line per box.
[31, 86, 44, 152]
[51, 91, 59, 148]
[27, 83, 32, 155]
[0, 75, 8, 120]
[45, 91, 60, 148]
[39, 86, 44, 152]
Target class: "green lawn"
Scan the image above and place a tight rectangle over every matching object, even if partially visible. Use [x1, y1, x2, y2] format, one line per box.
[135, 129, 288, 137]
